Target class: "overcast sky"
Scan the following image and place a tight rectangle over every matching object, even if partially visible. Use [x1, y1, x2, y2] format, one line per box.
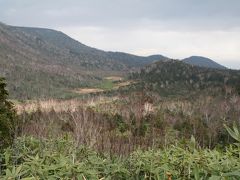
[1, 0, 240, 69]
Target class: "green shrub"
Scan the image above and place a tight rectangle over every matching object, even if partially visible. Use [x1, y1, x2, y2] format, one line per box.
[113, 113, 129, 133]
[1, 136, 240, 179]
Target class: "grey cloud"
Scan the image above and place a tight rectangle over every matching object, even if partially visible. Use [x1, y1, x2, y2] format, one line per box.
[1, 0, 240, 30]
[0, 0, 239, 69]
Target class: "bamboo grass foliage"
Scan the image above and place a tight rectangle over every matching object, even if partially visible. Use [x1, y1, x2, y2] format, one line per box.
[0, 126, 240, 180]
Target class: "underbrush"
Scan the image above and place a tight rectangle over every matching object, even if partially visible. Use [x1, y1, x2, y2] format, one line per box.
[0, 134, 240, 179]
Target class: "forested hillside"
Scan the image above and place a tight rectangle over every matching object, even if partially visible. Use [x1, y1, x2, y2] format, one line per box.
[130, 60, 240, 97]
[0, 22, 166, 99]
[1, 22, 230, 100]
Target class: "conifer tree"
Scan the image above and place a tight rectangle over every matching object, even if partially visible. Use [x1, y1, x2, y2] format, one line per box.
[0, 78, 16, 149]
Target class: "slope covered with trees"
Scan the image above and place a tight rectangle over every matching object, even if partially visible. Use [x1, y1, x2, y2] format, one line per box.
[1, 22, 229, 100]
[130, 60, 240, 97]
[0, 22, 167, 99]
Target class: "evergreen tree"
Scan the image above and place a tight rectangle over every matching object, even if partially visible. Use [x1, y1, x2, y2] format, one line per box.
[0, 78, 16, 149]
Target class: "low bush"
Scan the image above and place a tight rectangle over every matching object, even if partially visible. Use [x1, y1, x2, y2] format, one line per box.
[0, 132, 239, 179]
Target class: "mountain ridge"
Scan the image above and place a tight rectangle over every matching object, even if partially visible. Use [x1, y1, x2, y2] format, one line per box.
[0, 22, 230, 99]
[182, 56, 226, 69]
[0, 22, 167, 99]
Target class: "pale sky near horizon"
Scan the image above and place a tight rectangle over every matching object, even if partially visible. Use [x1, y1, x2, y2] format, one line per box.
[0, 0, 240, 69]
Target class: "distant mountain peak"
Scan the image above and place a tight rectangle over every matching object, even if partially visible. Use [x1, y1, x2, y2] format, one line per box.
[146, 54, 169, 61]
[182, 56, 226, 69]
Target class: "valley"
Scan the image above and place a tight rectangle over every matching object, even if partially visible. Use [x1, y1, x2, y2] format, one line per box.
[1, 21, 240, 179]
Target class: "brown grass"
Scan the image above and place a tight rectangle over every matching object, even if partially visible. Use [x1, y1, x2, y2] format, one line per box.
[15, 96, 120, 114]
[72, 88, 104, 94]
[104, 76, 123, 81]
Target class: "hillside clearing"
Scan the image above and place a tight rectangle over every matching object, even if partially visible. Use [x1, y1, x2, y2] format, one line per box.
[72, 88, 104, 94]
[104, 76, 123, 81]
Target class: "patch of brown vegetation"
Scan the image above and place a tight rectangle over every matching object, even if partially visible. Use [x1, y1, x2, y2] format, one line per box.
[104, 76, 123, 81]
[73, 88, 104, 94]
[15, 96, 120, 114]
